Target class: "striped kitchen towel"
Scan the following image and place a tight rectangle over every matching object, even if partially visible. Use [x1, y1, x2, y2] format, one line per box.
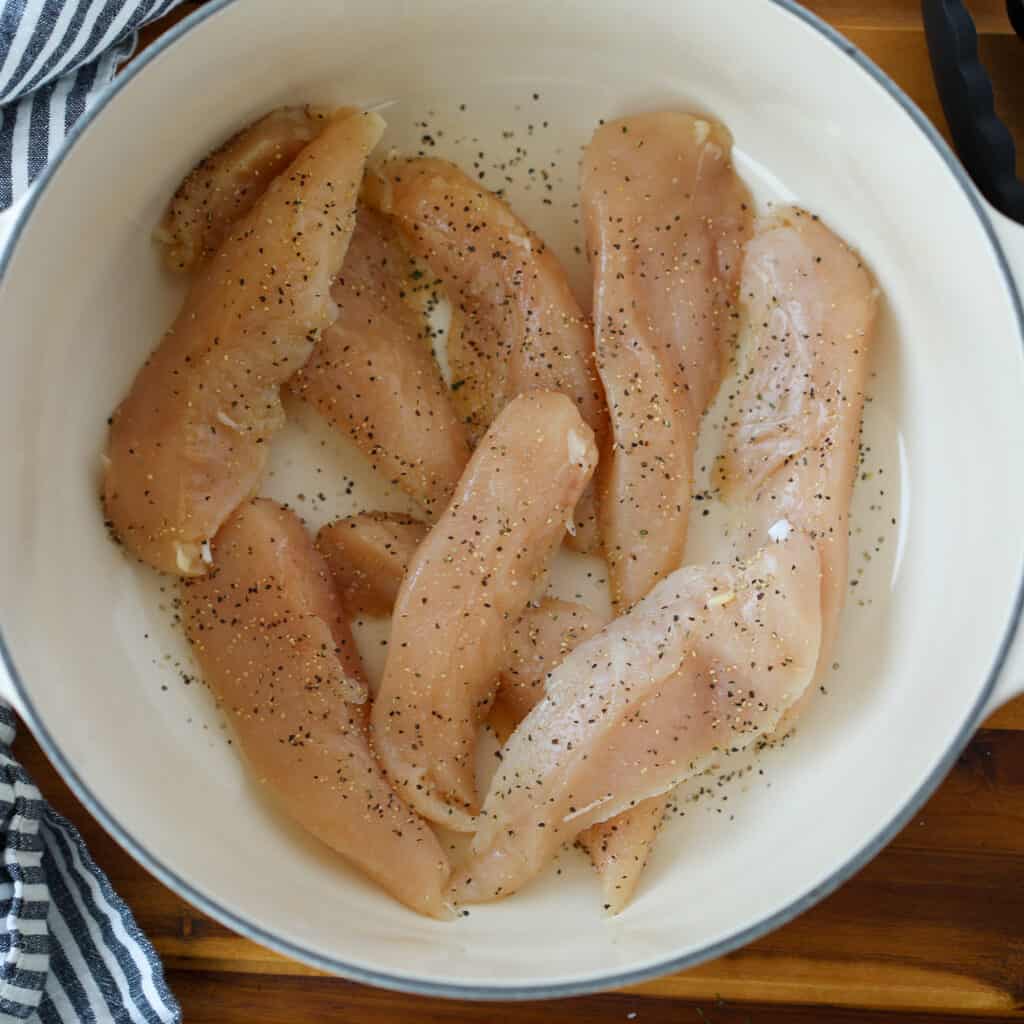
[0, 703, 180, 1023]
[0, 0, 185, 210]
[1, 5, 187, 1017]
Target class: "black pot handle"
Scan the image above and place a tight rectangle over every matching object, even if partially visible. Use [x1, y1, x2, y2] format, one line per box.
[922, 0, 1024, 223]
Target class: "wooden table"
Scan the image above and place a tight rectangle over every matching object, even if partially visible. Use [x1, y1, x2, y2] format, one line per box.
[25, 2, 1024, 1020]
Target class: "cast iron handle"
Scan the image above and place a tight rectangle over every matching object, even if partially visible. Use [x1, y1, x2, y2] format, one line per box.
[922, 0, 1024, 222]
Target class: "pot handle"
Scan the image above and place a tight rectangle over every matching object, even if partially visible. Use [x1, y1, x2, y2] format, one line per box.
[922, 0, 1024, 222]
[924, 1, 1024, 716]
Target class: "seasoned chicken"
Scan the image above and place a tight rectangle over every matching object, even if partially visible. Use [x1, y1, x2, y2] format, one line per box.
[316, 511, 428, 617]
[485, 599, 652, 910]
[459, 209, 877, 907]
[104, 109, 385, 576]
[181, 499, 450, 917]
[584, 209, 873, 913]
[485, 596, 661, 912]
[581, 801, 667, 912]
[454, 532, 823, 903]
[155, 106, 328, 272]
[372, 391, 598, 830]
[582, 112, 752, 607]
[718, 207, 878, 682]
[580, 210, 876, 910]
[579, 110, 753, 909]
[291, 207, 471, 513]
[367, 157, 607, 551]
[495, 599, 606, 725]
[314, 520, 604, 727]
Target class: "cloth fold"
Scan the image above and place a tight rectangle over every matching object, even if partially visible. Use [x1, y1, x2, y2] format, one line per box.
[1, 3, 208, 1017]
[0, 704, 180, 1023]
[1, 0, 185, 209]
[2, 3, 190, 1019]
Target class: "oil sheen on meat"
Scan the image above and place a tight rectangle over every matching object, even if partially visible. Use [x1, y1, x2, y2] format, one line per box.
[718, 206, 878, 689]
[489, 597, 659, 911]
[458, 208, 878, 907]
[487, 599, 655, 912]
[582, 112, 752, 606]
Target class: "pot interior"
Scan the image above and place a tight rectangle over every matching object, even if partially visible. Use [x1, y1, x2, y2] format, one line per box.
[0, 0, 1021, 994]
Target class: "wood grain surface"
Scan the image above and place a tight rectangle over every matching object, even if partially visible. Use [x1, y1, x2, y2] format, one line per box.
[29, 0, 1024, 1020]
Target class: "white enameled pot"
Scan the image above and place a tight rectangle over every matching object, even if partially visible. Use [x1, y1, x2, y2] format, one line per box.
[0, 0, 1022, 999]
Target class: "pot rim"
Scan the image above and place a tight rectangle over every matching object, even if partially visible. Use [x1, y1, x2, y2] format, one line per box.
[1, 0, 1022, 1001]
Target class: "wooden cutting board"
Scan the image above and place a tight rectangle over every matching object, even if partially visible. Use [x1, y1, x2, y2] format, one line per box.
[25, 2, 1024, 1020]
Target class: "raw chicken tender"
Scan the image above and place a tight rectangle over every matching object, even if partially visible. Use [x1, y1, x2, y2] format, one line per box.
[316, 512, 428, 617]
[372, 391, 598, 830]
[291, 207, 471, 514]
[580, 110, 752, 908]
[155, 106, 327, 272]
[486, 597, 662, 912]
[582, 112, 752, 606]
[182, 499, 450, 917]
[104, 109, 385, 576]
[719, 207, 878, 675]
[496, 599, 606, 725]
[582, 801, 667, 912]
[368, 157, 607, 550]
[455, 532, 823, 903]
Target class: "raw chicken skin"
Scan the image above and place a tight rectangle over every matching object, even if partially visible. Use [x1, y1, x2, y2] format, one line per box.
[104, 109, 385, 576]
[372, 391, 598, 830]
[316, 512, 428, 617]
[291, 206, 471, 513]
[181, 500, 450, 918]
[367, 157, 607, 551]
[455, 532, 823, 903]
[718, 208, 878, 677]
[155, 106, 328, 272]
[582, 112, 752, 607]
[580, 111, 752, 909]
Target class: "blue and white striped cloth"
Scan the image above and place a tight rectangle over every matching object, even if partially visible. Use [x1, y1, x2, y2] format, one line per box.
[1, 4, 189, 1019]
[0, 704, 180, 1022]
[1, 4, 190, 1019]
[1, 0, 185, 209]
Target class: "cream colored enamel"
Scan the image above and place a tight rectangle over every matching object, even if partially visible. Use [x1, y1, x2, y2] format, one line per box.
[0, 0, 1021, 996]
